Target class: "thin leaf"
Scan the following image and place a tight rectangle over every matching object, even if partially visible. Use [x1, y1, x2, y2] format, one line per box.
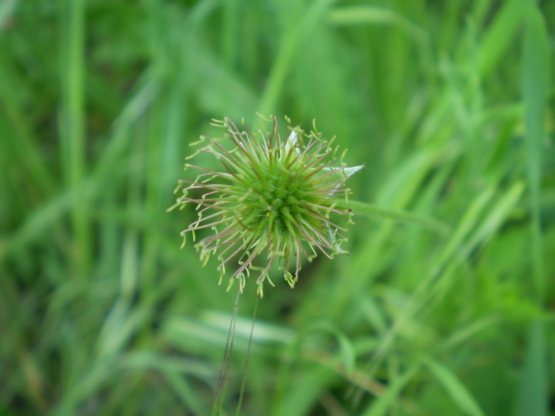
[424, 358, 485, 416]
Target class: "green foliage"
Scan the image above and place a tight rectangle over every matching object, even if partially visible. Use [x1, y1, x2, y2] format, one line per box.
[0, 0, 553, 415]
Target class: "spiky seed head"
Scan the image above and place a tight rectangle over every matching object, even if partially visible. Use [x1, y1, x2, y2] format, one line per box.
[170, 116, 362, 297]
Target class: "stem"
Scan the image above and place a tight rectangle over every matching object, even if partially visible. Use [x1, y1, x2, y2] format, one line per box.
[235, 295, 259, 415]
[341, 200, 450, 236]
[212, 289, 241, 416]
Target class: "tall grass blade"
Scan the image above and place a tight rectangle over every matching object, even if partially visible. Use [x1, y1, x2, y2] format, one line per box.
[518, 3, 550, 415]
[59, 0, 89, 271]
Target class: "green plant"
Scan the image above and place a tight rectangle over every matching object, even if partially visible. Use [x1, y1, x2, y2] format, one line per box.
[171, 116, 362, 297]
[1, 1, 553, 415]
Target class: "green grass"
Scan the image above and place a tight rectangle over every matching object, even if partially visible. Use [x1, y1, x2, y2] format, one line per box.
[1, 1, 554, 415]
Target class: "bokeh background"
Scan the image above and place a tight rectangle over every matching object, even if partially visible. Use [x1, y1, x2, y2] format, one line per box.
[1, 0, 554, 415]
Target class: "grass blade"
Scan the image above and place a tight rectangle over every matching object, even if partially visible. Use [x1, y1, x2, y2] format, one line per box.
[518, 3, 550, 415]
[59, 0, 89, 271]
[362, 364, 418, 416]
[424, 358, 485, 416]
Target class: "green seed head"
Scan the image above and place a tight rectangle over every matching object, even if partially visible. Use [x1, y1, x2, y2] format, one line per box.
[171, 116, 362, 296]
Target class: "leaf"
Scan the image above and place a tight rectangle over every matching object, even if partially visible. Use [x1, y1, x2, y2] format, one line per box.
[305, 321, 356, 375]
[424, 358, 485, 416]
[362, 364, 418, 416]
[343, 199, 450, 236]
[518, 4, 550, 414]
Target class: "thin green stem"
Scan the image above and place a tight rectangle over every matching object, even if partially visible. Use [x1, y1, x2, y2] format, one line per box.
[212, 289, 241, 416]
[235, 295, 259, 416]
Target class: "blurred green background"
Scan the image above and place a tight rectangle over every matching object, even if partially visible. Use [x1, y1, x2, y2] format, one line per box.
[1, 0, 554, 415]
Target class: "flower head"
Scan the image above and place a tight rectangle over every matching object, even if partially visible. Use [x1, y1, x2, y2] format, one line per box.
[171, 116, 362, 296]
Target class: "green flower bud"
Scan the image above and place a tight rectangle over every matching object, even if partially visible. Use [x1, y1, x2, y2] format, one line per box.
[171, 116, 362, 297]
